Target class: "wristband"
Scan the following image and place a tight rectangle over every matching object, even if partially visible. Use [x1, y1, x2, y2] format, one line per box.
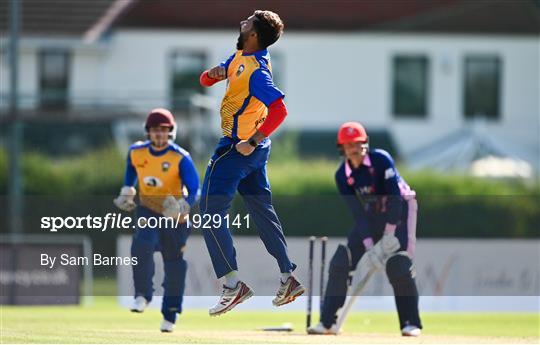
[363, 237, 374, 250]
[384, 223, 397, 235]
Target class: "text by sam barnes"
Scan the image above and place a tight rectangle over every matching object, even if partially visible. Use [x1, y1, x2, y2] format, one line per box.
[41, 254, 137, 268]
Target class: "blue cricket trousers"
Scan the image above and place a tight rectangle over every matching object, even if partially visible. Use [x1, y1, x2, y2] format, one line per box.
[321, 199, 421, 329]
[200, 138, 297, 279]
[131, 206, 190, 323]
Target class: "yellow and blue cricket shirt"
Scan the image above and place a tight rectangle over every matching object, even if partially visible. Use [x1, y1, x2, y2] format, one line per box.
[124, 141, 199, 214]
[219, 49, 284, 141]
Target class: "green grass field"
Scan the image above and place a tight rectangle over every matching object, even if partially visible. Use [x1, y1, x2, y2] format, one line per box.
[1, 297, 538, 344]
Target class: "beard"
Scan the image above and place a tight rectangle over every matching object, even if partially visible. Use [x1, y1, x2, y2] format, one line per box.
[236, 31, 246, 50]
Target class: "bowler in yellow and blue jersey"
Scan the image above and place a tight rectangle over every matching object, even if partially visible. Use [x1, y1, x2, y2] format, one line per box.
[113, 108, 200, 332]
[199, 10, 305, 316]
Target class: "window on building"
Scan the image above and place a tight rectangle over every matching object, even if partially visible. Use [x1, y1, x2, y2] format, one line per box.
[39, 49, 70, 109]
[464, 56, 501, 119]
[392, 55, 429, 118]
[170, 51, 206, 110]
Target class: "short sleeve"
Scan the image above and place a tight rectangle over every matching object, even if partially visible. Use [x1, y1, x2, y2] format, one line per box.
[178, 153, 200, 207]
[220, 53, 235, 74]
[374, 150, 400, 196]
[123, 150, 137, 186]
[373, 150, 403, 224]
[249, 68, 284, 107]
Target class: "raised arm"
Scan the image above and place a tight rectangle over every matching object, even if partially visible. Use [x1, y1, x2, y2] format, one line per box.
[200, 53, 235, 87]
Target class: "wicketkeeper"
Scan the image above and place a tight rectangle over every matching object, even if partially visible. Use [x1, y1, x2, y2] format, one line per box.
[114, 108, 200, 332]
[308, 122, 422, 336]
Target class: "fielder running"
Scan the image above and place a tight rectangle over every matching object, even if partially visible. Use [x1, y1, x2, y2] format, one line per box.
[198, 10, 305, 316]
[308, 122, 423, 336]
[114, 108, 200, 332]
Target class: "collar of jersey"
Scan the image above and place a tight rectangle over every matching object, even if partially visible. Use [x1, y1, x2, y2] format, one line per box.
[362, 154, 372, 167]
[241, 49, 269, 59]
[149, 145, 170, 157]
[345, 154, 372, 177]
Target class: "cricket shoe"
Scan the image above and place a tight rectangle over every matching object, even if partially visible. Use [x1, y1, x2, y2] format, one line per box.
[307, 322, 340, 335]
[401, 325, 422, 337]
[272, 276, 306, 307]
[209, 281, 254, 317]
[160, 319, 174, 333]
[130, 296, 148, 313]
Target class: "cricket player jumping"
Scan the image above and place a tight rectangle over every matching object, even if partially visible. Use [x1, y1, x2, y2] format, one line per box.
[308, 122, 423, 336]
[114, 108, 200, 332]
[199, 10, 304, 316]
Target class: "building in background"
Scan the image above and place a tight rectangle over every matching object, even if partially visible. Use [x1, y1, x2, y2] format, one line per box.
[0, 1, 116, 114]
[1, 0, 538, 172]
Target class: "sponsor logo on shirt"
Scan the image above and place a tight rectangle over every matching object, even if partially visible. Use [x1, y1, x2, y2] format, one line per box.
[255, 115, 267, 127]
[143, 176, 163, 188]
[236, 64, 245, 76]
[358, 185, 375, 194]
[385, 168, 396, 180]
[162, 162, 170, 172]
[136, 159, 148, 168]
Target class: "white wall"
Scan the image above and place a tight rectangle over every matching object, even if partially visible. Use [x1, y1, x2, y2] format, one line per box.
[0, 44, 38, 110]
[70, 45, 107, 107]
[102, 30, 540, 161]
[3, 31, 539, 163]
[0, 37, 107, 111]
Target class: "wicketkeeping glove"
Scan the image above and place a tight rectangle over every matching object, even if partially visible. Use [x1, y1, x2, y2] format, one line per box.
[113, 186, 137, 212]
[381, 233, 400, 255]
[365, 247, 385, 271]
[365, 233, 400, 271]
[162, 196, 190, 219]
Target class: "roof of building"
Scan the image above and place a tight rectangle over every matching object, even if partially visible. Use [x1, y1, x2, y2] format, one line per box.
[114, 0, 540, 35]
[373, 0, 540, 34]
[0, 0, 116, 36]
[1, 0, 538, 39]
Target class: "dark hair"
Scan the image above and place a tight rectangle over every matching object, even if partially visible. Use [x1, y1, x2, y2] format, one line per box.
[252, 10, 284, 49]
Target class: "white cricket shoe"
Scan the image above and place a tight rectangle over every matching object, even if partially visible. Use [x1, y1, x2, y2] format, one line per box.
[209, 281, 254, 317]
[160, 319, 174, 333]
[401, 325, 422, 336]
[130, 296, 148, 313]
[307, 322, 340, 335]
[272, 276, 306, 307]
